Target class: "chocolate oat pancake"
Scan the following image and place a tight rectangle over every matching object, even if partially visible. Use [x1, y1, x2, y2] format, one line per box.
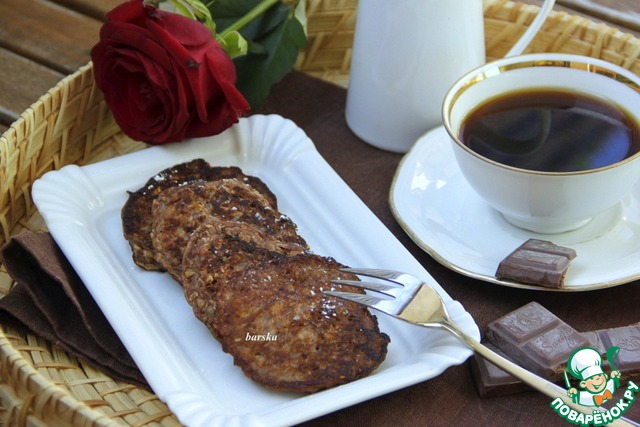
[182, 222, 307, 334]
[182, 225, 390, 393]
[151, 180, 307, 281]
[121, 159, 277, 271]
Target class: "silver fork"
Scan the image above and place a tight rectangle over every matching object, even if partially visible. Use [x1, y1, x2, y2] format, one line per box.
[326, 268, 638, 427]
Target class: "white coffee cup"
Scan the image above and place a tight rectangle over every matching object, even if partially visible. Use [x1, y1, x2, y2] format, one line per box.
[442, 53, 640, 234]
[345, 0, 555, 153]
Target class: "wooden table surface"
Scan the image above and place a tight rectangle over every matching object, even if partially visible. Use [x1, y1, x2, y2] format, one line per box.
[1, 0, 640, 426]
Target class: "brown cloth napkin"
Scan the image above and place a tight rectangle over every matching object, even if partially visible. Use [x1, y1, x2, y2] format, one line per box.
[0, 231, 148, 388]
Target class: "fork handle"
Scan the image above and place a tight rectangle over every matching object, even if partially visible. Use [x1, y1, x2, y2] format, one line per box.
[439, 320, 639, 427]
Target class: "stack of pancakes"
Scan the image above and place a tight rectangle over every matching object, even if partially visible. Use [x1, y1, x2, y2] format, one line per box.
[122, 159, 390, 393]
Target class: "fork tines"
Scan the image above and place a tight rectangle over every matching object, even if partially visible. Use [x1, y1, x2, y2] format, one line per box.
[324, 268, 423, 314]
[325, 278, 396, 308]
[331, 279, 398, 296]
[340, 268, 424, 288]
[322, 290, 390, 308]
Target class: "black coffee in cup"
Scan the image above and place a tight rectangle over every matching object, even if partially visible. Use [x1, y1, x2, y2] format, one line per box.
[459, 89, 640, 172]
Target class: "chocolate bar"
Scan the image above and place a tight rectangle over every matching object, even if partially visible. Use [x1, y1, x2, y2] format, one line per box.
[496, 239, 577, 288]
[584, 323, 640, 374]
[470, 342, 531, 397]
[484, 302, 590, 379]
[473, 302, 640, 397]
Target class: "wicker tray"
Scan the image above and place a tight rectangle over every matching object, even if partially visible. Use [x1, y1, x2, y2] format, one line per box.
[1, 0, 640, 425]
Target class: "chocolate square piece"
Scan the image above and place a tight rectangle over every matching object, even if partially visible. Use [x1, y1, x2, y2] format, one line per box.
[496, 239, 577, 288]
[585, 323, 640, 375]
[470, 342, 530, 397]
[485, 302, 590, 379]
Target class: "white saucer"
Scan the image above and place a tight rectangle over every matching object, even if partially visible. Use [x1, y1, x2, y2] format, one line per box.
[390, 126, 640, 292]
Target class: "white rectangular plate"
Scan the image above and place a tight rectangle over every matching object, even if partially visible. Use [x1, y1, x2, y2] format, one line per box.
[32, 114, 478, 427]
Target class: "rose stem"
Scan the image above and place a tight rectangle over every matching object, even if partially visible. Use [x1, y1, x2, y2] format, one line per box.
[217, 0, 280, 38]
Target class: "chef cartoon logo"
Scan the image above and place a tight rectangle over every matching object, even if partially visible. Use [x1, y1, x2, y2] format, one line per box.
[565, 347, 620, 408]
[550, 346, 639, 426]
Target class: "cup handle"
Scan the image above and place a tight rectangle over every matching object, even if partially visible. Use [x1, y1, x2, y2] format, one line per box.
[505, 0, 556, 57]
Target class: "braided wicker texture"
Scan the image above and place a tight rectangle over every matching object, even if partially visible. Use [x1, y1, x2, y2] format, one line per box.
[1, 0, 640, 425]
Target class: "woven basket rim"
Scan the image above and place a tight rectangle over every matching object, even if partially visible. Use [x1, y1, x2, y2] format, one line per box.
[0, 63, 123, 427]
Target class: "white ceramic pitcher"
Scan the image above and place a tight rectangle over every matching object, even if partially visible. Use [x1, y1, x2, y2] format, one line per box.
[345, 0, 556, 153]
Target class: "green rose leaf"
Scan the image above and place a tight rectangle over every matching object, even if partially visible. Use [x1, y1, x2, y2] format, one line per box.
[163, 0, 217, 33]
[211, 0, 307, 109]
[217, 30, 249, 59]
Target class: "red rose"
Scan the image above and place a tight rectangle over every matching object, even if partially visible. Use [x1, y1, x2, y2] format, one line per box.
[91, 0, 250, 145]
